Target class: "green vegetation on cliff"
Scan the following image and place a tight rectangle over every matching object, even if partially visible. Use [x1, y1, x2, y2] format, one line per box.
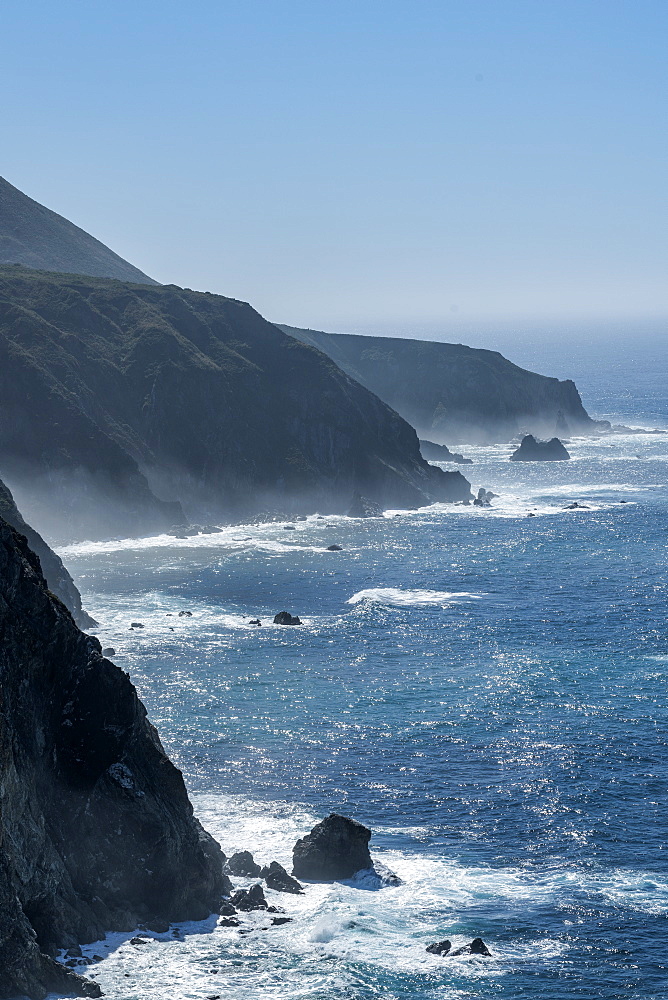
[0, 267, 470, 539]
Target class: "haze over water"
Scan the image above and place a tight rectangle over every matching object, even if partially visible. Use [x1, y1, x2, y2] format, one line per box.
[50, 337, 668, 999]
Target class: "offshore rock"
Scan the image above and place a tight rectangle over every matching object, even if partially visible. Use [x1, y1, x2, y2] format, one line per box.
[273, 611, 302, 625]
[450, 937, 492, 957]
[230, 884, 268, 911]
[426, 940, 452, 956]
[292, 814, 372, 881]
[260, 862, 304, 894]
[0, 517, 225, 1000]
[225, 851, 262, 877]
[347, 494, 383, 518]
[510, 435, 571, 462]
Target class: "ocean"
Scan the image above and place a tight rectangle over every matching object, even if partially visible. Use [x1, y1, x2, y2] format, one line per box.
[54, 336, 668, 1000]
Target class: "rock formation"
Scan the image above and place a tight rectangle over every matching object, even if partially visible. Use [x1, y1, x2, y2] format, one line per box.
[0, 267, 471, 540]
[0, 176, 157, 284]
[260, 862, 304, 894]
[292, 814, 372, 880]
[510, 435, 571, 461]
[0, 476, 95, 628]
[0, 516, 225, 1000]
[419, 440, 473, 464]
[281, 325, 598, 444]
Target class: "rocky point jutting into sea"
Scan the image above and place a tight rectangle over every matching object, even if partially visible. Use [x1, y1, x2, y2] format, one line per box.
[0, 515, 226, 999]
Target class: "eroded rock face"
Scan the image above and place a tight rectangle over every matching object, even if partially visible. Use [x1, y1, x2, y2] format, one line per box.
[226, 851, 262, 877]
[0, 517, 225, 1000]
[260, 862, 304, 894]
[292, 814, 372, 880]
[510, 435, 571, 462]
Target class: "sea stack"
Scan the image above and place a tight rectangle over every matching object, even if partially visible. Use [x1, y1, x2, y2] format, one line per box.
[510, 434, 571, 461]
[292, 814, 372, 880]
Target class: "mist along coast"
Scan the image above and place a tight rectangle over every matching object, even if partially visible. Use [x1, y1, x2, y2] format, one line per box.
[1, 175, 667, 1000]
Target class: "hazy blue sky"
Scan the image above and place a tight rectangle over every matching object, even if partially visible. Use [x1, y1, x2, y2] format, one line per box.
[2, 0, 667, 334]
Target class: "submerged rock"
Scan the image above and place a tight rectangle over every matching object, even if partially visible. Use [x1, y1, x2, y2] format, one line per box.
[510, 435, 570, 462]
[273, 611, 302, 625]
[292, 814, 372, 880]
[225, 851, 262, 877]
[260, 861, 304, 894]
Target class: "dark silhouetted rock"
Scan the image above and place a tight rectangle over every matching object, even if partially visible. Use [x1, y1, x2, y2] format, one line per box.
[510, 435, 570, 462]
[419, 440, 473, 464]
[130, 621, 145, 628]
[271, 917, 293, 926]
[426, 940, 451, 956]
[450, 937, 492, 957]
[564, 502, 590, 509]
[226, 851, 262, 877]
[230, 884, 268, 911]
[218, 917, 240, 927]
[0, 517, 225, 1000]
[292, 814, 372, 880]
[178, 610, 193, 617]
[326, 544, 343, 551]
[273, 612, 302, 625]
[218, 900, 237, 917]
[249, 618, 262, 626]
[0, 477, 96, 628]
[260, 862, 304, 894]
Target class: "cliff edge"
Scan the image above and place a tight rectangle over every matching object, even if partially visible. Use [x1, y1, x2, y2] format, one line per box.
[0, 517, 225, 999]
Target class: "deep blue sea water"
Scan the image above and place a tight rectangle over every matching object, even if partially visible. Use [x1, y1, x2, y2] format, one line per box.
[54, 337, 668, 1000]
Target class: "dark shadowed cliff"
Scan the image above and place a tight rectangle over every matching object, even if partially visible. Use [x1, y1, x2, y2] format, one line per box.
[280, 325, 598, 444]
[0, 267, 471, 540]
[0, 477, 95, 627]
[0, 177, 157, 285]
[0, 516, 225, 999]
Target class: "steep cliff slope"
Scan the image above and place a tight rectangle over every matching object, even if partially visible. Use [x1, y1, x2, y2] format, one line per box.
[280, 325, 597, 444]
[0, 267, 471, 540]
[0, 516, 225, 999]
[0, 477, 95, 627]
[0, 177, 157, 285]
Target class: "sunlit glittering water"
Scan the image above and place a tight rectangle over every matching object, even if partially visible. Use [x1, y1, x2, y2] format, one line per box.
[53, 365, 668, 999]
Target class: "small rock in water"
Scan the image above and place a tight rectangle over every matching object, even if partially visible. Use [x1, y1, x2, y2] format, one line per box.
[293, 813, 372, 880]
[564, 502, 590, 510]
[129, 622, 144, 629]
[230, 884, 268, 911]
[226, 851, 262, 877]
[273, 611, 302, 625]
[248, 618, 262, 626]
[426, 939, 451, 956]
[178, 610, 193, 617]
[271, 916, 293, 926]
[219, 899, 237, 916]
[326, 544, 342, 551]
[261, 861, 304, 894]
[450, 937, 492, 957]
[283, 525, 296, 530]
[217, 917, 240, 927]
[102, 647, 115, 656]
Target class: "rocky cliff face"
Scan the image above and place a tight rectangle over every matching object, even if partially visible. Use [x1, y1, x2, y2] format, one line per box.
[0, 267, 471, 540]
[0, 517, 225, 999]
[0, 177, 157, 285]
[281, 325, 597, 444]
[0, 477, 95, 627]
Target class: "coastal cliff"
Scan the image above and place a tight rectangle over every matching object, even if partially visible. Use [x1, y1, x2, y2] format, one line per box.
[0, 267, 471, 540]
[280, 325, 597, 444]
[0, 517, 225, 999]
[0, 477, 95, 627]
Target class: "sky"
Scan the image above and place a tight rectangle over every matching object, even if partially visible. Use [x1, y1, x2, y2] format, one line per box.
[2, 0, 667, 337]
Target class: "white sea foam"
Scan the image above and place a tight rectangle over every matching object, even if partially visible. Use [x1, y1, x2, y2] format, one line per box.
[346, 588, 482, 607]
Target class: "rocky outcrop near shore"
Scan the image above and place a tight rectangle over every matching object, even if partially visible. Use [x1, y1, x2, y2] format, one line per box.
[510, 434, 571, 461]
[293, 814, 373, 880]
[0, 267, 470, 539]
[419, 439, 473, 464]
[281, 325, 598, 444]
[0, 516, 225, 1000]
[0, 476, 95, 627]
